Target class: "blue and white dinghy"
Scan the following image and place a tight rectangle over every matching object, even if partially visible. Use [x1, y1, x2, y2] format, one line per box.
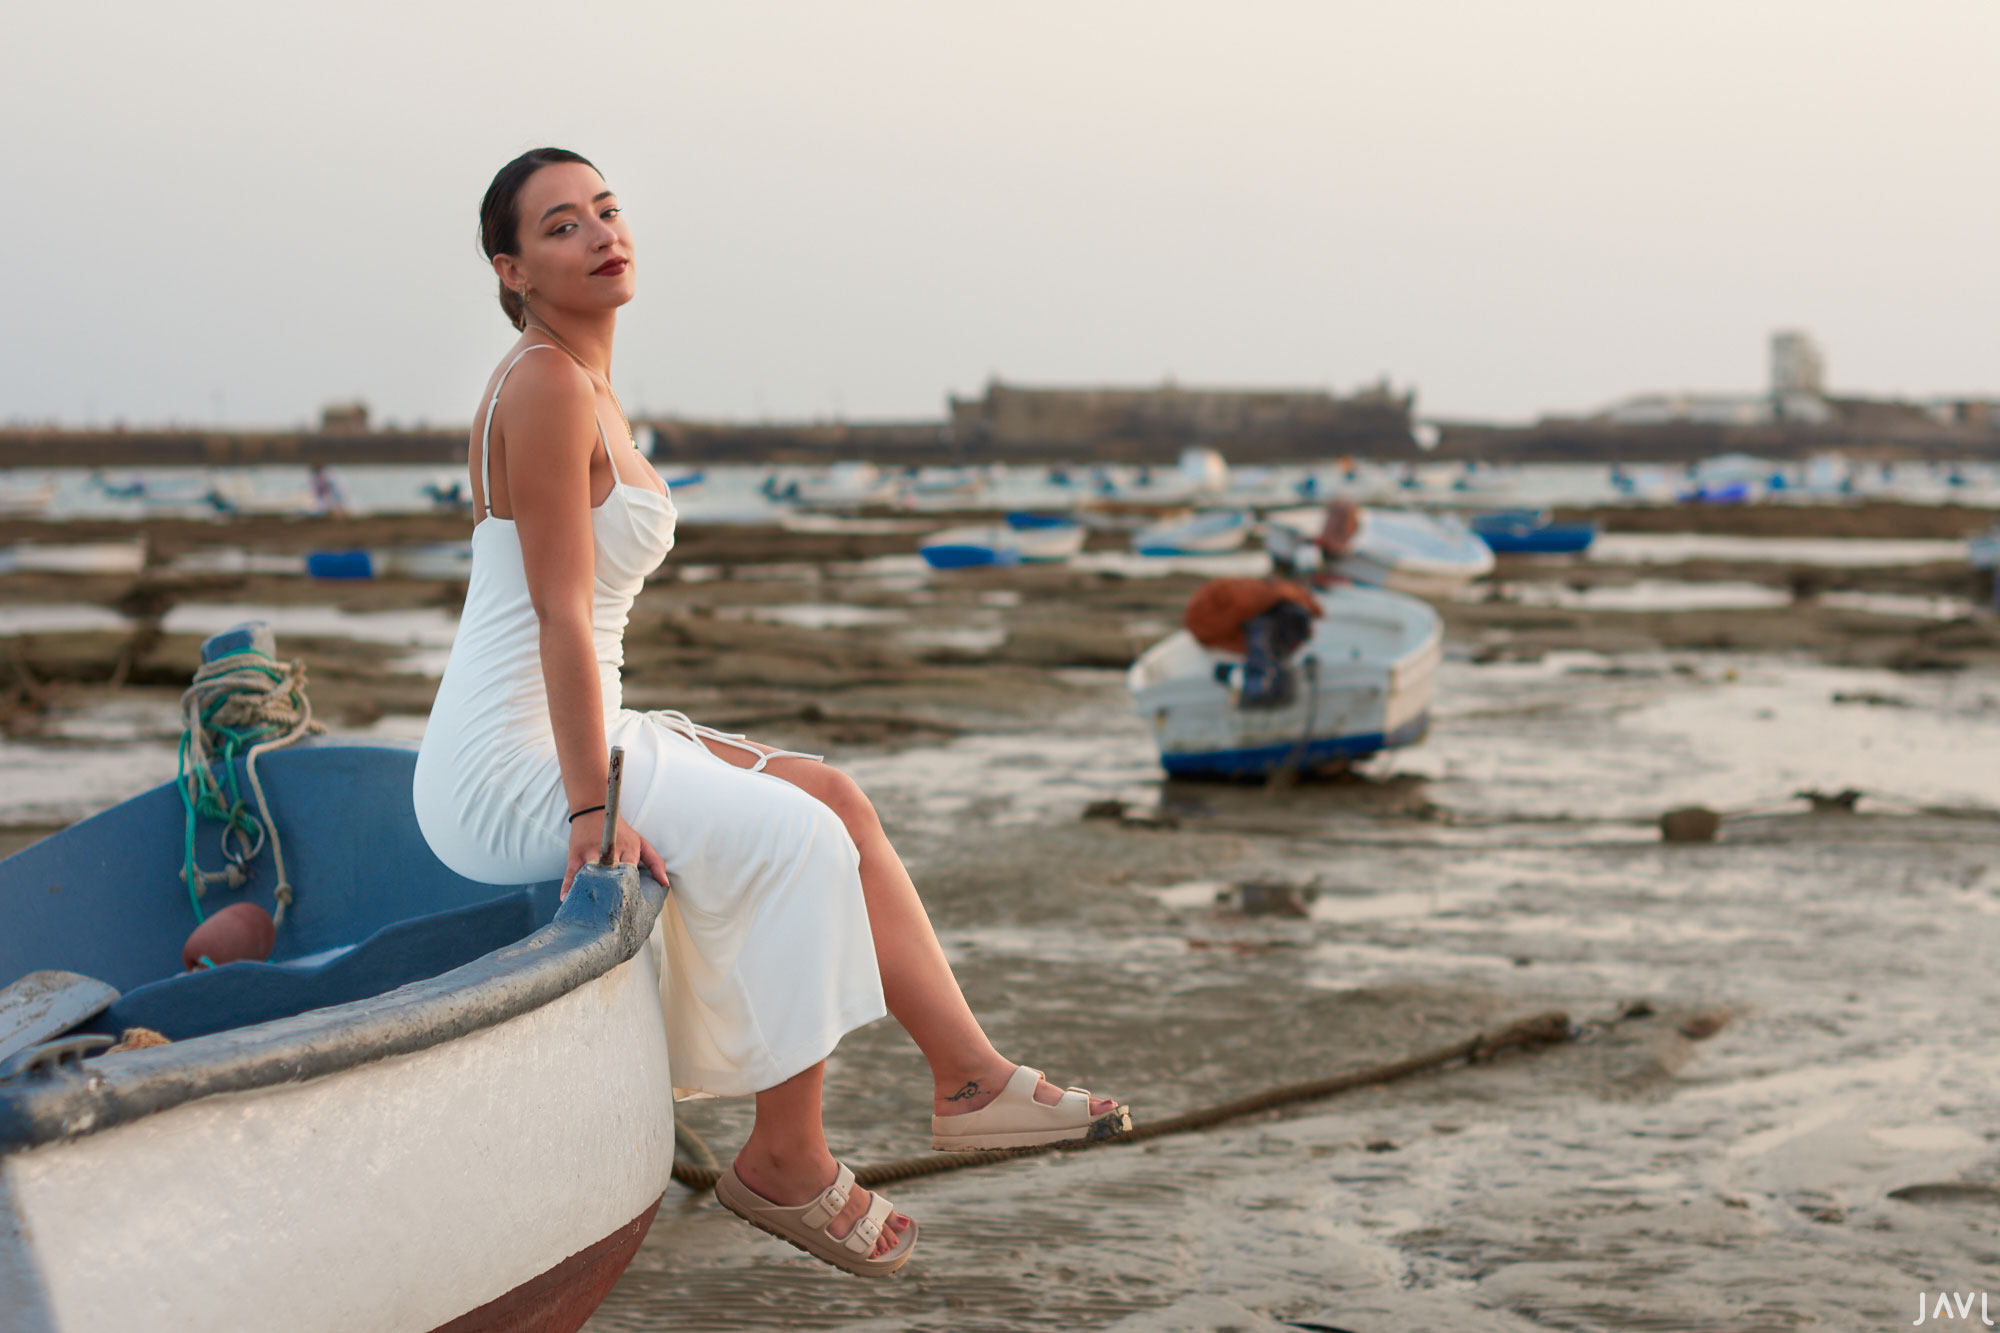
[1470, 509, 1599, 555]
[0, 637, 674, 1331]
[1268, 506, 1493, 595]
[1127, 583, 1442, 779]
[919, 513, 1087, 569]
[1131, 509, 1252, 557]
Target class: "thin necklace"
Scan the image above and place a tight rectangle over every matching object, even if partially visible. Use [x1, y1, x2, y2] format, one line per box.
[522, 316, 638, 450]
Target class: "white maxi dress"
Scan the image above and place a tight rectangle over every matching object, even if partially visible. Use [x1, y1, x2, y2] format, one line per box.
[414, 345, 886, 1096]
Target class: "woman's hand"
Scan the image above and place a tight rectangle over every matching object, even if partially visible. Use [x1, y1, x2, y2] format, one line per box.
[563, 813, 669, 900]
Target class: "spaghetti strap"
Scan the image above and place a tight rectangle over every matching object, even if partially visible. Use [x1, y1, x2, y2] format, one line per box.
[478, 344, 563, 519]
[480, 342, 612, 520]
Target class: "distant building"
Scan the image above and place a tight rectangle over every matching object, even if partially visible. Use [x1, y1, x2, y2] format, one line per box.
[1770, 329, 1826, 398]
[947, 377, 1415, 453]
[1598, 329, 1833, 427]
[1603, 393, 1773, 427]
[319, 401, 370, 434]
[1769, 330, 1832, 422]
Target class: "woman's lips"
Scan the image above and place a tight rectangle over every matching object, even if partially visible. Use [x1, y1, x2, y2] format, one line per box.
[591, 258, 630, 277]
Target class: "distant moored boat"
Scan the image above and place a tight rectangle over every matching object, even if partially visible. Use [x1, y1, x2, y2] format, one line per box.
[920, 513, 1085, 568]
[1131, 510, 1251, 557]
[1127, 583, 1441, 780]
[1266, 507, 1494, 595]
[1470, 509, 1598, 555]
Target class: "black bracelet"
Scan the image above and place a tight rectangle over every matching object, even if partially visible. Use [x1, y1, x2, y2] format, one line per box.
[568, 804, 607, 823]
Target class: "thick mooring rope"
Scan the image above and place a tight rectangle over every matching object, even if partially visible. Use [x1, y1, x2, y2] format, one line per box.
[669, 1010, 1573, 1192]
[176, 648, 324, 927]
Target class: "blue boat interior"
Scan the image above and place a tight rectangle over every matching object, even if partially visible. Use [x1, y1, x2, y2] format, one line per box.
[1004, 511, 1076, 530]
[0, 741, 560, 1043]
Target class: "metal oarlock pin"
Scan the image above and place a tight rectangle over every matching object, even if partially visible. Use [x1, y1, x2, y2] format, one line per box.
[598, 746, 624, 867]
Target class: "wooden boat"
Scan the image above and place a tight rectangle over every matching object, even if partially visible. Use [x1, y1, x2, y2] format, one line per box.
[418, 473, 473, 514]
[769, 462, 901, 512]
[919, 514, 1086, 569]
[1267, 507, 1494, 595]
[1084, 449, 1228, 506]
[1004, 512, 1088, 561]
[1131, 510, 1251, 557]
[305, 549, 376, 580]
[899, 466, 988, 503]
[1678, 479, 1755, 504]
[384, 543, 477, 581]
[0, 740, 674, 1332]
[1127, 583, 1441, 780]
[0, 480, 54, 516]
[1968, 526, 2000, 572]
[1677, 454, 1770, 505]
[88, 473, 211, 504]
[0, 541, 148, 577]
[920, 526, 1022, 569]
[305, 544, 476, 581]
[1173, 446, 1229, 499]
[1450, 461, 1519, 494]
[1470, 509, 1599, 555]
[205, 477, 320, 518]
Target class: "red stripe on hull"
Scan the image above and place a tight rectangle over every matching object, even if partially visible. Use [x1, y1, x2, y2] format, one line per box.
[430, 1194, 663, 1333]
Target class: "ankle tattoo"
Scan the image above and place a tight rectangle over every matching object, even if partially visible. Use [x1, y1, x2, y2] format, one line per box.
[945, 1081, 981, 1102]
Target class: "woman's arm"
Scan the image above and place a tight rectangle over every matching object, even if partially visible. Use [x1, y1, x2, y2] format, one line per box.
[506, 356, 606, 810]
[502, 355, 668, 895]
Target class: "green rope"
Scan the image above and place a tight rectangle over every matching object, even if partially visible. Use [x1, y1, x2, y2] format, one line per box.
[176, 647, 322, 926]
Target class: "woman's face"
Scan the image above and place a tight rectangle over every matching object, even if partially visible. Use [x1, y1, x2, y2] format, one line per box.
[496, 161, 636, 315]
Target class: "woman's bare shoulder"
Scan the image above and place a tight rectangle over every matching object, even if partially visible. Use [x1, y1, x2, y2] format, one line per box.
[492, 347, 597, 447]
[497, 345, 593, 406]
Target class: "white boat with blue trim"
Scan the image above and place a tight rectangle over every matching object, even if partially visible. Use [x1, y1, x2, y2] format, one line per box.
[1, 724, 674, 1331]
[919, 513, 1087, 569]
[1267, 506, 1493, 596]
[1127, 583, 1441, 780]
[1131, 509, 1252, 557]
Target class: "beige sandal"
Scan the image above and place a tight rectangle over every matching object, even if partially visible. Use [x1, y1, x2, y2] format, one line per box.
[931, 1064, 1132, 1152]
[714, 1162, 917, 1277]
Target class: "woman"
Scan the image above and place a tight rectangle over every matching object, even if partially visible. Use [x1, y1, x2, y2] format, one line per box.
[413, 148, 1126, 1278]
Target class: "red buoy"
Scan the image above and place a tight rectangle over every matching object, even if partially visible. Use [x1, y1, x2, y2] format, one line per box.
[182, 902, 277, 971]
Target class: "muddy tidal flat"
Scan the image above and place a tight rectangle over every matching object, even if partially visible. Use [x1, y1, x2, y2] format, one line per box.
[4, 501, 1998, 1331]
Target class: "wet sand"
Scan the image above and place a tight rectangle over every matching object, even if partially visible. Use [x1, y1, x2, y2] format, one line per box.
[593, 656, 2000, 1331]
[3, 501, 1997, 1327]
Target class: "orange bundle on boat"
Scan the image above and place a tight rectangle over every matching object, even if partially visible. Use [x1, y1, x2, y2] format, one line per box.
[1183, 578, 1322, 654]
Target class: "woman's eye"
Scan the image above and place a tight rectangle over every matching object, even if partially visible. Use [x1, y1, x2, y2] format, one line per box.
[548, 222, 575, 236]
[602, 207, 621, 219]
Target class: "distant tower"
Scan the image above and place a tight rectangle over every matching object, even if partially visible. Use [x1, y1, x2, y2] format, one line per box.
[1770, 330, 1826, 400]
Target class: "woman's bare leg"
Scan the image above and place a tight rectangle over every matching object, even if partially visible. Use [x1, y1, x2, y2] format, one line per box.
[696, 739, 1116, 1118]
[730, 1061, 910, 1257]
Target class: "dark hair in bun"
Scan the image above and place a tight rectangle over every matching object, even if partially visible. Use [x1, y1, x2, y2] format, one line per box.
[479, 147, 599, 330]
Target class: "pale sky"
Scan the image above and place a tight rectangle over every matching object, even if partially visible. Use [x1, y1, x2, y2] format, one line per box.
[3, 1, 1995, 430]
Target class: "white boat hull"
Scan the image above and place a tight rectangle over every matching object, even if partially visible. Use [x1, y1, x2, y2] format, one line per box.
[1969, 529, 2000, 571]
[0, 542, 148, 577]
[1, 878, 675, 1333]
[1127, 584, 1441, 779]
[1268, 507, 1494, 596]
[1331, 548, 1486, 597]
[920, 521, 1085, 568]
[1132, 511, 1250, 557]
[1013, 523, 1086, 561]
